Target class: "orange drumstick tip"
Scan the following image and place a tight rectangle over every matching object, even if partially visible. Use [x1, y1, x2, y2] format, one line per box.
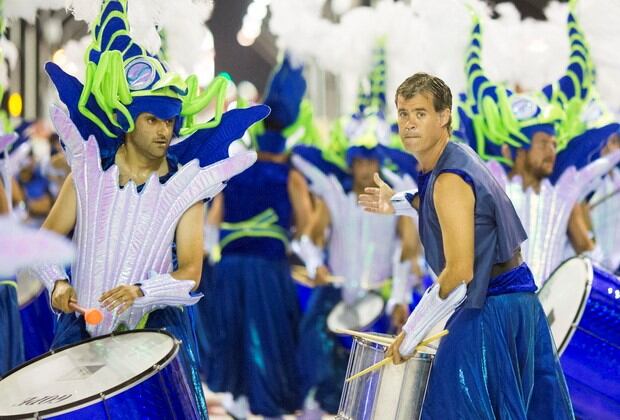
[84, 308, 103, 325]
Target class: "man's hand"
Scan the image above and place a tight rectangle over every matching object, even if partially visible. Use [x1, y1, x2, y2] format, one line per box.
[99, 285, 144, 315]
[386, 331, 412, 365]
[391, 303, 410, 334]
[358, 173, 396, 215]
[314, 265, 332, 286]
[51, 280, 77, 313]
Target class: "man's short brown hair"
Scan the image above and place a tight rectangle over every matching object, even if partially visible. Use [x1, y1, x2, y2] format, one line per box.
[395, 72, 452, 132]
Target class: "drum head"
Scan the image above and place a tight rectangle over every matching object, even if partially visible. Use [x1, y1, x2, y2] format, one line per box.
[538, 257, 591, 353]
[327, 292, 385, 333]
[0, 330, 178, 417]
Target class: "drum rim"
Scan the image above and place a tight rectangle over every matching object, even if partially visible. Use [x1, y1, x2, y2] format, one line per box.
[353, 337, 435, 361]
[327, 291, 385, 334]
[541, 256, 594, 355]
[0, 329, 179, 418]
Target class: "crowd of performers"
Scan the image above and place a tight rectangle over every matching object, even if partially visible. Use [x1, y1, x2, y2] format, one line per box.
[1, 0, 618, 419]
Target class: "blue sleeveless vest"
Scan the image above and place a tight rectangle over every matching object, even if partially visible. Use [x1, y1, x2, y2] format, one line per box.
[418, 142, 527, 308]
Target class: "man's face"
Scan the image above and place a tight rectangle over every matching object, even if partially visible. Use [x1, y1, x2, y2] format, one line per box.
[351, 157, 380, 189]
[396, 93, 449, 155]
[126, 113, 175, 159]
[524, 131, 557, 179]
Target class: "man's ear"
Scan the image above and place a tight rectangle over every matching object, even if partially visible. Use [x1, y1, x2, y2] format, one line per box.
[440, 108, 451, 128]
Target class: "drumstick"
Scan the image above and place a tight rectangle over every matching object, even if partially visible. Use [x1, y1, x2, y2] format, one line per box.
[291, 266, 344, 284]
[336, 328, 449, 348]
[70, 302, 104, 325]
[333, 328, 395, 345]
[589, 186, 620, 210]
[345, 329, 449, 382]
[345, 356, 393, 382]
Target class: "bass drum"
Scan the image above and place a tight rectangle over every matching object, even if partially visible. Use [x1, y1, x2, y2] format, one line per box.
[538, 256, 620, 420]
[0, 330, 201, 419]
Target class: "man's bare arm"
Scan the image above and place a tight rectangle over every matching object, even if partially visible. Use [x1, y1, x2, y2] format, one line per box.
[288, 169, 314, 238]
[173, 201, 205, 289]
[397, 216, 420, 262]
[42, 173, 77, 235]
[567, 203, 595, 254]
[305, 197, 331, 247]
[0, 182, 8, 214]
[434, 173, 475, 298]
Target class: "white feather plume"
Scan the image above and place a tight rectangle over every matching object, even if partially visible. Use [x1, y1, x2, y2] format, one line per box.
[270, 0, 489, 118]
[6, 0, 216, 84]
[270, 0, 620, 114]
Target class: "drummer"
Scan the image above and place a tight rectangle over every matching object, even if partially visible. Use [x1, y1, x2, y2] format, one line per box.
[359, 72, 574, 418]
[293, 49, 422, 415]
[17, 0, 267, 416]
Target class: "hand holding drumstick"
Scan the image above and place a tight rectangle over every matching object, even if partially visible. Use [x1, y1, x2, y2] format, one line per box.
[345, 330, 448, 383]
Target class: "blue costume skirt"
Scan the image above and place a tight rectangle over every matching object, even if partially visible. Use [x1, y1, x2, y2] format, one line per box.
[201, 254, 302, 416]
[52, 305, 209, 419]
[296, 285, 348, 414]
[0, 281, 25, 376]
[421, 264, 574, 419]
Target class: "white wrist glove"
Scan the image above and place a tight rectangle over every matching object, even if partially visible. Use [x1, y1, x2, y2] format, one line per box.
[386, 260, 413, 315]
[400, 283, 467, 356]
[291, 234, 325, 278]
[390, 189, 419, 218]
[133, 272, 202, 309]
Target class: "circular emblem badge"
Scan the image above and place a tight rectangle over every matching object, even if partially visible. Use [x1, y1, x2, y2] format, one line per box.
[125, 58, 156, 91]
[511, 96, 540, 120]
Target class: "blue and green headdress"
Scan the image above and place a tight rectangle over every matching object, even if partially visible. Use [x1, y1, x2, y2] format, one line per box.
[46, 0, 269, 167]
[252, 54, 307, 154]
[545, 2, 619, 181]
[342, 39, 391, 167]
[455, 12, 564, 167]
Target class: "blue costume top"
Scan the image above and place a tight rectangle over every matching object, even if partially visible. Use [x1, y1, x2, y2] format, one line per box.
[220, 161, 292, 260]
[416, 141, 529, 308]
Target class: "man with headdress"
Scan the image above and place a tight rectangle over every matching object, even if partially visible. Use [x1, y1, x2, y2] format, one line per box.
[455, 8, 620, 286]
[17, 0, 269, 414]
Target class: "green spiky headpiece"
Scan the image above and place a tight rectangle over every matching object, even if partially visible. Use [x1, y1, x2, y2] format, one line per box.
[455, 12, 564, 166]
[76, 0, 229, 139]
